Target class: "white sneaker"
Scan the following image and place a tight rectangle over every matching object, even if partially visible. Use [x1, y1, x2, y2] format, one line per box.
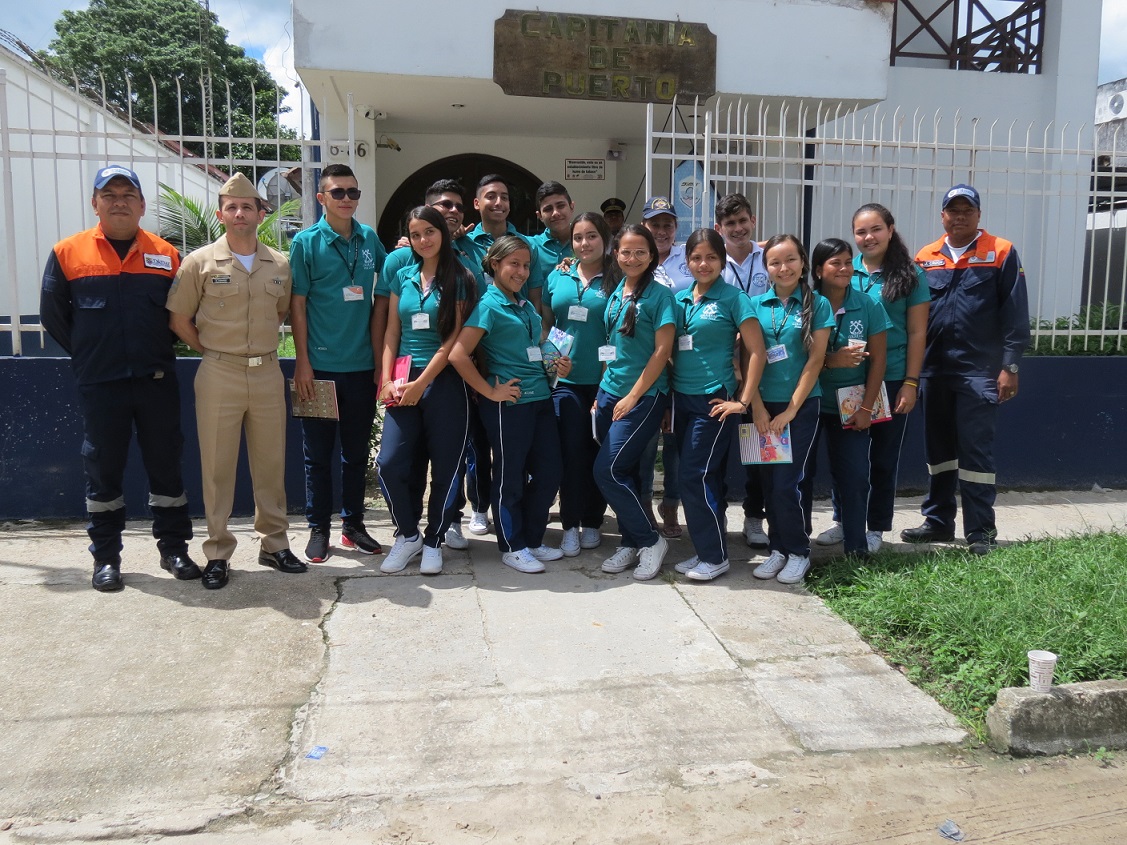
[419, 545, 443, 575]
[686, 560, 730, 581]
[528, 545, 563, 562]
[815, 522, 844, 545]
[601, 546, 638, 573]
[501, 548, 545, 574]
[560, 528, 580, 557]
[467, 511, 489, 535]
[743, 517, 769, 547]
[380, 534, 423, 573]
[776, 554, 812, 585]
[444, 523, 469, 550]
[866, 530, 884, 553]
[634, 535, 668, 581]
[579, 527, 602, 549]
[752, 550, 787, 579]
[673, 555, 699, 574]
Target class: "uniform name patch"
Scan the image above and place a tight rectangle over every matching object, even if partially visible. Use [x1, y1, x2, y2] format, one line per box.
[968, 252, 996, 264]
[920, 260, 945, 268]
[144, 253, 173, 271]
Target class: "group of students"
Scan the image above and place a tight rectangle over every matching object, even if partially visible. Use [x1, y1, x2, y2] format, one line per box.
[372, 174, 929, 586]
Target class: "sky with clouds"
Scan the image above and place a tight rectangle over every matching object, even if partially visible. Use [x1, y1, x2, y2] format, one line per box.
[3, 0, 1127, 126]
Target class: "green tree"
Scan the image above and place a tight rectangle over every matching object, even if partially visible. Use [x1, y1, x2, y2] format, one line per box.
[43, 0, 299, 167]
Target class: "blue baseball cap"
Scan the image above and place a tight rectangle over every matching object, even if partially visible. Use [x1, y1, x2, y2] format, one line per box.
[93, 165, 143, 194]
[642, 195, 676, 219]
[942, 184, 980, 210]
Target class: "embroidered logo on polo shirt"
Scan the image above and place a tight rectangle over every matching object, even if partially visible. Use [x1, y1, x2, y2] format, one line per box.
[361, 248, 376, 269]
[850, 319, 864, 337]
[701, 303, 721, 320]
[143, 253, 173, 271]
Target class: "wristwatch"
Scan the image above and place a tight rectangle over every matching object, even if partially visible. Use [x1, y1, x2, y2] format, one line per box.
[1004, 363, 1019, 374]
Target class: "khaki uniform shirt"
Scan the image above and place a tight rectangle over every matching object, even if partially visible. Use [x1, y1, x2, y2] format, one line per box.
[167, 235, 292, 355]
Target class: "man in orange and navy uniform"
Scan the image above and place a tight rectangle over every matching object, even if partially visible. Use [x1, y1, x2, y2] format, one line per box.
[901, 184, 1030, 555]
[40, 165, 197, 592]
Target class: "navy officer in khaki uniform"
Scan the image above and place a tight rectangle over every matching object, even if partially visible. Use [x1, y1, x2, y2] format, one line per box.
[168, 172, 304, 588]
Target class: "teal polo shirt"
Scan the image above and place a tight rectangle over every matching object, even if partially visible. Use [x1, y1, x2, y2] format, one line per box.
[377, 237, 487, 299]
[817, 286, 893, 414]
[851, 255, 930, 381]
[464, 284, 550, 404]
[600, 276, 677, 398]
[290, 216, 387, 371]
[546, 265, 610, 386]
[749, 286, 835, 403]
[529, 229, 573, 292]
[389, 266, 470, 364]
[672, 280, 757, 396]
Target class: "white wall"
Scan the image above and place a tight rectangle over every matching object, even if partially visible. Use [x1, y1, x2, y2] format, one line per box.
[295, 0, 893, 102]
[1, 50, 222, 347]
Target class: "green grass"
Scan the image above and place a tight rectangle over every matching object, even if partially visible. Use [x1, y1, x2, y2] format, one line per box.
[806, 533, 1127, 740]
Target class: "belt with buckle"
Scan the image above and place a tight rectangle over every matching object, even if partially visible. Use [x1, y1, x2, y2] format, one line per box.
[203, 349, 278, 368]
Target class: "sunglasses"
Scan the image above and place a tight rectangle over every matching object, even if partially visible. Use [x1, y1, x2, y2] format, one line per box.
[432, 199, 465, 212]
[326, 188, 362, 201]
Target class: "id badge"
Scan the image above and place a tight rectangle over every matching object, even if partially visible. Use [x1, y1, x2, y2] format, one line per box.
[598, 345, 617, 362]
[411, 313, 431, 331]
[678, 335, 694, 352]
[568, 305, 589, 322]
[527, 345, 543, 362]
[766, 344, 789, 364]
[343, 285, 364, 302]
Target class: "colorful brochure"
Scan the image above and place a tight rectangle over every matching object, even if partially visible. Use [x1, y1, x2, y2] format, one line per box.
[738, 423, 793, 465]
[540, 327, 574, 387]
[835, 382, 892, 428]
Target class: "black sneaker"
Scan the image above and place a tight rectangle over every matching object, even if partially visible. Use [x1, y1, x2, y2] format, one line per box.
[341, 523, 383, 555]
[899, 522, 956, 543]
[92, 561, 124, 592]
[305, 526, 330, 563]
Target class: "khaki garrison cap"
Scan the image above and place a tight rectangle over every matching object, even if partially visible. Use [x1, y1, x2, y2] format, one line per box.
[218, 172, 263, 200]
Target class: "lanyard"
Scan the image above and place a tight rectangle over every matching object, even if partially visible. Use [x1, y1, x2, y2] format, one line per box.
[769, 297, 798, 345]
[856, 266, 880, 294]
[412, 271, 438, 306]
[511, 300, 537, 345]
[831, 306, 847, 350]
[681, 288, 710, 333]
[573, 268, 603, 304]
[728, 259, 749, 293]
[332, 237, 358, 281]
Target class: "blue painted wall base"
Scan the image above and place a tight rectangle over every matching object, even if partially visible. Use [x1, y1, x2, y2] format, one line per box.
[0, 357, 341, 521]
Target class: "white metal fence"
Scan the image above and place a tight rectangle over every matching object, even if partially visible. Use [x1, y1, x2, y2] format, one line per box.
[0, 51, 342, 356]
[647, 98, 1127, 352]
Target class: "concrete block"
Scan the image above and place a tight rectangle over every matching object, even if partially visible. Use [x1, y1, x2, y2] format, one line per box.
[986, 680, 1127, 756]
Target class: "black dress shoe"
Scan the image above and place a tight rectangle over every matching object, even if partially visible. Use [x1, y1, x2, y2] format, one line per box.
[968, 538, 998, 556]
[160, 552, 203, 580]
[201, 559, 229, 590]
[92, 561, 124, 592]
[899, 522, 956, 543]
[258, 548, 308, 574]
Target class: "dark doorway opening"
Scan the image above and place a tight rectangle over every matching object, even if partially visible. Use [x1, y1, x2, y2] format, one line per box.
[377, 154, 544, 249]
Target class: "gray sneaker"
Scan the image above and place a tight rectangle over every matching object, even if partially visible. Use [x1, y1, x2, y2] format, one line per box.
[634, 535, 668, 581]
[743, 517, 769, 547]
[815, 522, 844, 545]
[579, 527, 602, 549]
[601, 546, 638, 574]
[776, 554, 812, 585]
[560, 528, 580, 557]
[752, 550, 787, 579]
[444, 523, 469, 550]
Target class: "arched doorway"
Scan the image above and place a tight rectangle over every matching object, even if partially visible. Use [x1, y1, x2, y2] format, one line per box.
[377, 154, 543, 248]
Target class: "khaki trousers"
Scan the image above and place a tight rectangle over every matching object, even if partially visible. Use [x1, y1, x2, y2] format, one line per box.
[194, 356, 289, 560]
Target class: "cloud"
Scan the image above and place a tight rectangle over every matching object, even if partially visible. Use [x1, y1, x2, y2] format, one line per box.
[1100, 3, 1127, 84]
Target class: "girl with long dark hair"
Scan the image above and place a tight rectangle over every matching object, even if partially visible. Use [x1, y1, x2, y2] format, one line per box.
[377, 205, 480, 575]
[668, 229, 765, 581]
[593, 224, 676, 581]
[801, 238, 890, 558]
[448, 236, 572, 574]
[545, 212, 617, 556]
[748, 235, 834, 585]
[812, 203, 929, 551]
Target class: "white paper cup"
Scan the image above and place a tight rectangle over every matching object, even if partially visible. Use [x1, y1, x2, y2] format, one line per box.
[1027, 650, 1058, 692]
[847, 339, 867, 351]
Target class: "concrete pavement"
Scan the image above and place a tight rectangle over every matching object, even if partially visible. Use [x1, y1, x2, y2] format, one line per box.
[1, 488, 1124, 841]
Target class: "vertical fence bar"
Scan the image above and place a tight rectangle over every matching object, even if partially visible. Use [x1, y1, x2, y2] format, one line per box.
[0, 70, 22, 354]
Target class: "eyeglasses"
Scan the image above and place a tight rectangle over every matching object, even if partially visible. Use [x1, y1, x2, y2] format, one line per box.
[326, 188, 362, 201]
[617, 249, 651, 260]
[432, 199, 464, 212]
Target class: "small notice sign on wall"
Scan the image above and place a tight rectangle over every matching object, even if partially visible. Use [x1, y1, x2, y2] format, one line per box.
[565, 159, 605, 180]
